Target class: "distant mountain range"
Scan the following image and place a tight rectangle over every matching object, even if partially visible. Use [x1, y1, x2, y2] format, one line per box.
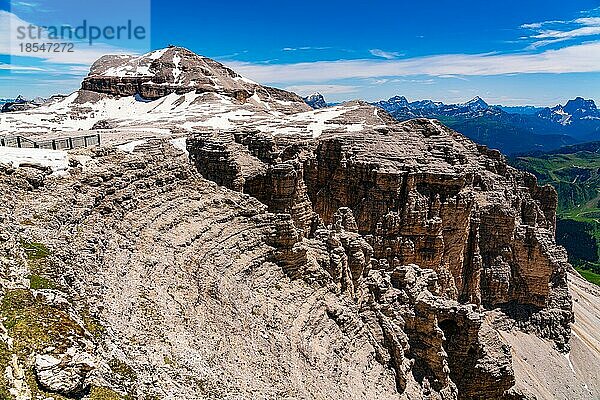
[371, 96, 600, 155]
[303, 94, 600, 155]
[537, 97, 600, 126]
[1, 95, 47, 113]
[497, 105, 544, 115]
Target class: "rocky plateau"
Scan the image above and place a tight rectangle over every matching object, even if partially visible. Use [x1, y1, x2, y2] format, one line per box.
[0, 46, 598, 400]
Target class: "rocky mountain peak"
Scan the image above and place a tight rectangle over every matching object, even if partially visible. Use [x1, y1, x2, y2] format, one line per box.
[464, 96, 489, 110]
[374, 96, 497, 122]
[1, 94, 46, 113]
[373, 95, 411, 113]
[538, 97, 600, 126]
[88, 46, 236, 82]
[410, 99, 444, 109]
[1, 46, 597, 400]
[83, 46, 254, 97]
[80, 46, 310, 112]
[563, 96, 598, 116]
[303, 92, 327, 109]
[388, 95, 409, 105]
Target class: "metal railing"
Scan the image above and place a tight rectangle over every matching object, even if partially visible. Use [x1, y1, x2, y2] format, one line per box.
[0, 134, 100, 150]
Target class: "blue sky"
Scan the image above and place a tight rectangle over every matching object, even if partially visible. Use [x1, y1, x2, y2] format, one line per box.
[1, 0, 599, 105]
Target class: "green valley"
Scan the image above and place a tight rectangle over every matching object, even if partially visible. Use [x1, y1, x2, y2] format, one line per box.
[512, 142, 600, 286]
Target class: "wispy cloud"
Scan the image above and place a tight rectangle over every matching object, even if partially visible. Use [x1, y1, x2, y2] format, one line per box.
[436, 74, 469, 81]
[212, 50, 248, 59]
[12, 1, 40, 7]
[521, 8, 600, 49]
[0, 10, 135, 65]
[581, 6, 600, 16]
[10, 1, 53, 14]
[520, 20, 565, 30]
[0, 63, 44, 71]
[371, 77, 435, 85]
[369, 49, 403, 59]
[574, 17, 600, 25]
[227, 41, 600, 84]
[282, 46, 331, 52]
[283, 84, 358, 96]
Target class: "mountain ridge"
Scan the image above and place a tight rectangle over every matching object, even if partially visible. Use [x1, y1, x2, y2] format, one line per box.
[0, 46, 597, 400]
[372, 95, 600, 154]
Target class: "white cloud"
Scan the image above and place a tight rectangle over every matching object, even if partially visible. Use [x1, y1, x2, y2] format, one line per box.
[521, 22, 542, 29]
[10, 1, 49, 12]
[282, 46, 331, 52]
[0, 10, 139, 65]
[370, 78, 389, 85]
[226, 41, 600, 84]
[526, 38, 571, 50]
[521, 10, 600, 48]
[283, 84, 358, 96]
[369, 49, 402, 59]
[532, 26, 600, 40]
[436, 74, 469, 81]
[0, 63, 44, 71]
[520, 20, 564, 29]
[574, 17, 600, 26]
[581, 6, 600, 16]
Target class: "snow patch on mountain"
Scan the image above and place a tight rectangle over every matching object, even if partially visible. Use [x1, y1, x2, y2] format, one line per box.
[0, 147, 69, 175]
[537, 97, 600, 126]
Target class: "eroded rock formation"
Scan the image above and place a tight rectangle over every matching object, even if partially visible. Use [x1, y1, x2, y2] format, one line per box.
[81, 46, 309, 114]
[0, 47, 591, 400]
[186, 108, 574, 398]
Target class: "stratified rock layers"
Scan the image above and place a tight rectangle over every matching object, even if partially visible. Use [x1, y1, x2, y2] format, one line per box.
[81, 47, 310, 112]
[187, 112, 573, 399]
[0, 47, 582, 400]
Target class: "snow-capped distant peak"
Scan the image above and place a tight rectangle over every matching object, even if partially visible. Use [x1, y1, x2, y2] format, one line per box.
[385, 96, 410, 107]
[563, 97, 598, 115]
[372, 96, 411, 113]
[303, 92, 328, 109]
[463, 96, 489, 110]
[388, 95, 409, 102]
[538, 97, 599, 126]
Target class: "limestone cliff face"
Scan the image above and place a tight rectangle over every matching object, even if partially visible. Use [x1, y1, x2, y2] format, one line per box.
[0, 48, 588, 400]
[186, 106, 574, 399]
[81, 46, 310, 113]
[299, 127, 572, 347]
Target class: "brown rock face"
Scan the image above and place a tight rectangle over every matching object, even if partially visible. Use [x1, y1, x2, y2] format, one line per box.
[2, 48, 585, 399]
[80, 46, 310, 112]
[187, 106, 573, 399]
